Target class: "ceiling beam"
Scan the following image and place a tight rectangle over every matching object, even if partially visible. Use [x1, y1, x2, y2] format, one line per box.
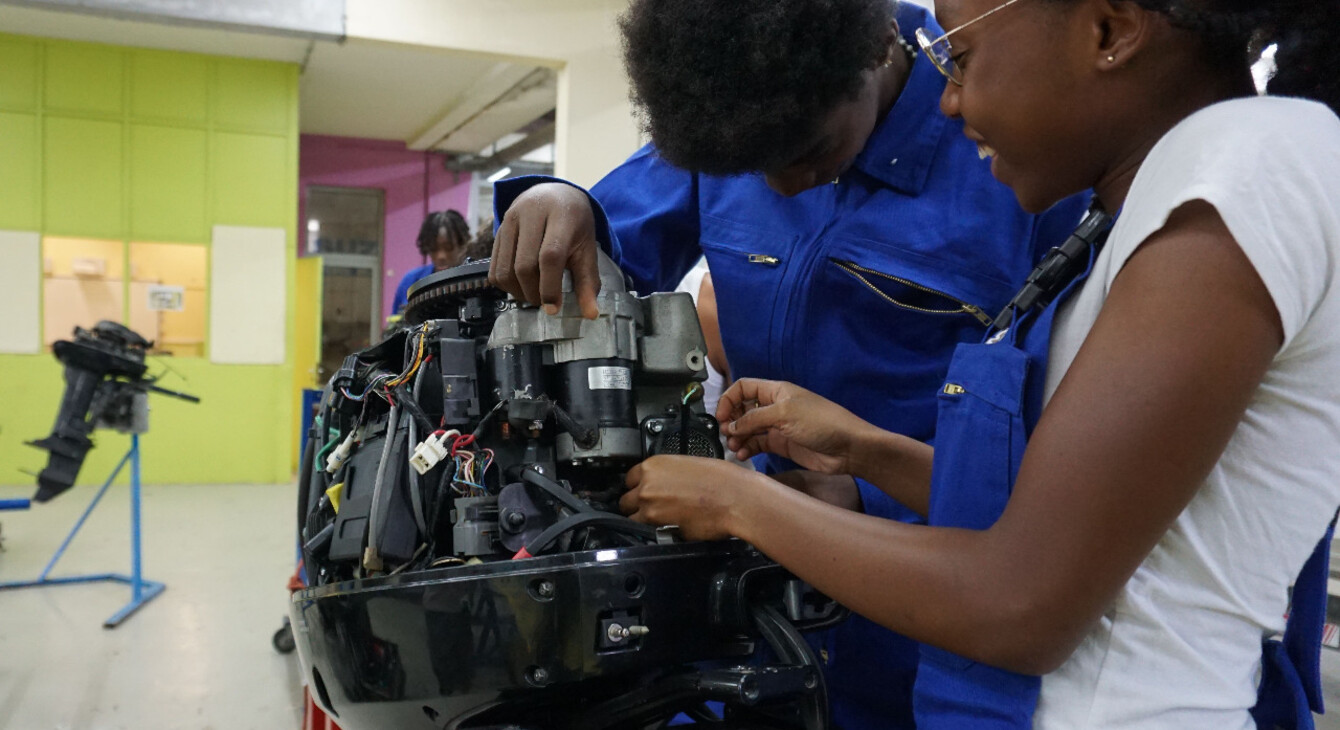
[408, 62, 539, 151]
[445, 119, 555, 172]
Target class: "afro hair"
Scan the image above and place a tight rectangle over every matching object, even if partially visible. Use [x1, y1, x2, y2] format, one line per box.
[619, 0, 895, 176]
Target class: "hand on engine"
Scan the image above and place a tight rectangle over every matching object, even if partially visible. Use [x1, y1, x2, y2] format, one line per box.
[489, 182, 602, 319]
[621, 455, 776, 541]
[716, 378, 880, 476]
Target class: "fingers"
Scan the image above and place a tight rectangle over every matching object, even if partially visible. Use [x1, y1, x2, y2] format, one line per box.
[489, 214, 520, 298]
[726, 401, 787, 443]
[725, 432, 770, 461]
[716, 378, 784, 424]
[511, 212, 548, 307]
[619, 486, 641, 515]
[569, 248, 602, 320]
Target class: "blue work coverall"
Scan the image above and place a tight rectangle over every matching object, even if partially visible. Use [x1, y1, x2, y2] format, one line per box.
[392, 263, 435, 314]
[494, 5, 1089, 726]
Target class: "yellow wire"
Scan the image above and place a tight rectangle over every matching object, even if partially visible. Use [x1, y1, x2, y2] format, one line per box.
[388, 323, 430, 388]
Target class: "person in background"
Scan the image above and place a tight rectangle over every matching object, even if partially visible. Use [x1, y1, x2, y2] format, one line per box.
[392, 210, 470, 314]
[487, 0, 1089, 726]
[619, 0, 1340, 728]
[464, 217, 495, 262]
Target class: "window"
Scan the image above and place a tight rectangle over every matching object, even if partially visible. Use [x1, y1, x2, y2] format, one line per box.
[129, 242, 207, 357]
[42, 237, 125, 348]
[42, 237, 208, 357]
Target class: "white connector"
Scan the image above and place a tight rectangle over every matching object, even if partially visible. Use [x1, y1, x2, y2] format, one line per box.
[325, 430, 358, 474]
[409, 432, 452, 475]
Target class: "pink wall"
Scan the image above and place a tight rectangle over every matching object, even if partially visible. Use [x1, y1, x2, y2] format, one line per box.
[299, 134, 474, 321]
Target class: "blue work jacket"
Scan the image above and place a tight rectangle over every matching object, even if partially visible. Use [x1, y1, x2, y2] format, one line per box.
[494, 6, 1089, 727]
[392, 263, 435, 314]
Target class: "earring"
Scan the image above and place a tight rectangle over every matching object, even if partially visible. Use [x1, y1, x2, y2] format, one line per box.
[1107, 55, 1117, 63]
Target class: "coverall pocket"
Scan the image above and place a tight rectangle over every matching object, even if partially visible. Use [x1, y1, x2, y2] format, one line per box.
[925, 342, 1029, 532]
[698, 214, 797, 375]
[830, 258, 992, 325]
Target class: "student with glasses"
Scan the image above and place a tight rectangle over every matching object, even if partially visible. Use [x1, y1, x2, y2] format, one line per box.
[620, 0, 1340, 728]
[488, 1, 1088, 727]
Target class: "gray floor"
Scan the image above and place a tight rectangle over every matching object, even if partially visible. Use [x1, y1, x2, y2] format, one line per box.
[3, 481, 1340, 729]
[0, 482, 302, 730]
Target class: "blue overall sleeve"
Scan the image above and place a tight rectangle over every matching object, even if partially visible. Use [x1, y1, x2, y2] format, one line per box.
[492, 145, 704, 294]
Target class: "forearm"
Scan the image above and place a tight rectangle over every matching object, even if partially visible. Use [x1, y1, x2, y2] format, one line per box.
[846, 427, 934, 518]
[728, 478, 1070, 673]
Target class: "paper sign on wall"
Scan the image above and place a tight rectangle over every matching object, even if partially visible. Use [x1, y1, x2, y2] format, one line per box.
[147, 285, 185, 312]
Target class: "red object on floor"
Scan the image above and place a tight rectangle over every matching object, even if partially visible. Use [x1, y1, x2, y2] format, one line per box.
[303, 687, 341, 730]
[288, 561, 306, 593]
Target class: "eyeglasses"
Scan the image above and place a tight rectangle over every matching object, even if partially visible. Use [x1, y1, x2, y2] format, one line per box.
[916, 0, 1028, 86]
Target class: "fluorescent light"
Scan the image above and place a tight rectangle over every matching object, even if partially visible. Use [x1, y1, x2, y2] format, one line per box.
[486, 167, 513, 184]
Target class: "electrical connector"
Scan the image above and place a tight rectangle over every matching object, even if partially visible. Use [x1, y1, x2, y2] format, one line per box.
[409, 432, 452, 475]
[325, 430, 358, 474]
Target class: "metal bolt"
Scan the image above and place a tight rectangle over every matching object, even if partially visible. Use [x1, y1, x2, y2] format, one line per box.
[537, 580, 555, 598]
[647, 421, 664, 434]
[532, 465, 545, 475]
[606, 623, 650, 643]
[505, 511, 525, 529]
[528, 666, 549, 684]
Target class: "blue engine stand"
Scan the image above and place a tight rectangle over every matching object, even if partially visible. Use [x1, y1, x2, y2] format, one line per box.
[0, 434, 165, 628]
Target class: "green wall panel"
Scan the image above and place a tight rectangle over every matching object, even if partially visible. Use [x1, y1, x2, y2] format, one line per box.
[44, 116, 123, 236]
[44, 44, 124, 115]
[214, 62, 290, 133]
[0, 36, 300, 486]
[0, 112, 40, 229]
[212, 132, 288, 227]
[130, 124, 207, 241]
[131, 50, 208, 123]
[0, 357, 293, 486]
[0, 36, 39, 111]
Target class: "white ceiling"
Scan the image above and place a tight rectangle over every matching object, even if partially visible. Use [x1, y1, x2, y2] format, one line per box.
[0, 2, 556, 153]
[298, 40, 524, 144]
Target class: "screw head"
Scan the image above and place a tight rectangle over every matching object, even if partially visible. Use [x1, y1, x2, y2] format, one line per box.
[647, 421, 664, 434]
[537, 580, 555, 597]
[528, 666, 550, 684]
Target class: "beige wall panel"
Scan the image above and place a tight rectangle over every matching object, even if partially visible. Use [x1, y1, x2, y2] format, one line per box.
[210, 225, 286, 365]
[0, 230, 41, 354]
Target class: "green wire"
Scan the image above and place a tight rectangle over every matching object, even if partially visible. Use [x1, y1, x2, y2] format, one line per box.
[682, 382, 704, 405]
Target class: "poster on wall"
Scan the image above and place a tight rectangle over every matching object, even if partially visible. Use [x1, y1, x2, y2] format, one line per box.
[146, 285, 185, 312]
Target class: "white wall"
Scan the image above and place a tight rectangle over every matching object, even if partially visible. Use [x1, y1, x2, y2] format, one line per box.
[345, 0, 640, 188]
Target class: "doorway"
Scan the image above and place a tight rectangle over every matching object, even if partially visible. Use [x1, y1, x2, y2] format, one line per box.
[306, 186, 384, 384]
